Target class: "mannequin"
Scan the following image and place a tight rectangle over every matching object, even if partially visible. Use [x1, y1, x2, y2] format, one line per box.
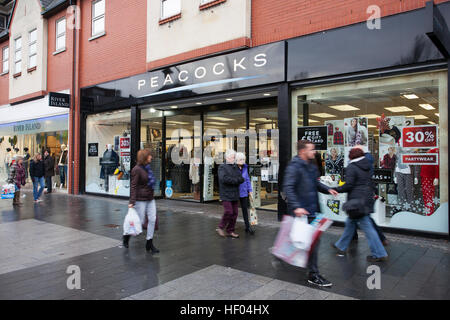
[58, 144, 69, 188]
[394, 148, 413, 204]
[189, 151, 200, 200]
[100, 144, 119, 192]
[420, 148, 439, 216]
[5, 148, 12, 176]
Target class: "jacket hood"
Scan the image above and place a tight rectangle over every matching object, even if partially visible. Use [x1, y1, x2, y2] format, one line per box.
[352, 157, 371, 171]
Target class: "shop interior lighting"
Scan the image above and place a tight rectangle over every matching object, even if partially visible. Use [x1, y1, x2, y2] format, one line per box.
[419, 104, 435, 110]
[196, 102, 202, 105]
[205, 121, 228, 126]
[170, 105, 178, 109]
[435, 113, 439, 117]
[150, 108, 156, 113]
[403, 94, 419, 99]
[207, 116, 235, 121]
[263, 93, 271, 96]
[384, 106, 413, 112]
[358, 114, 379, 119]
[226, 98, 233, 101]
[367, 125, 377, 128]
[253, 118, 273, 122]
[328, 104, 360, 111]
[427, 121, 436, 124]
[310, 113, 336, 118]
[410, 115, 429, 119]
[166, 120, 189, 125]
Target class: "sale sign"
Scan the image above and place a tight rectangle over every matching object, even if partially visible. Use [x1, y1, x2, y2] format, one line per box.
[402, 153, 439, 165]
[402, 125, 438, 148]
[119, 137, 130, 150]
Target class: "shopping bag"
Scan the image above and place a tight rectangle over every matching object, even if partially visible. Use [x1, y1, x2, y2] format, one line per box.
[249, 195, 258, 226]
[1, 184, 16, 199]
[289, 216, 314, 250]
[123, 207, 143, 236]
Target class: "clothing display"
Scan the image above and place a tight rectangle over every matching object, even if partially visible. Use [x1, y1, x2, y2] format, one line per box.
[381, 153, 397, 169]
[395, 172, 414, 204]
[100, 148, 120, 192]
[333, 130, 344, 145]
[325, 154, 344, 175]
[420, 148, 439, 216]
[327, 123, 333, 136]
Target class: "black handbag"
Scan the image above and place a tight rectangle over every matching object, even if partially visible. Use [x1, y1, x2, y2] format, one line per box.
[342, 198, 369, 219]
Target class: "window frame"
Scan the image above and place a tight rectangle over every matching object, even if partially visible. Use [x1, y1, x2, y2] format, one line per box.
[28, 29, 37, 69]
[2, 46, 8, 73]
[55, 17, 66, 51]
[91, 0, 105, 37]
[161, 0, 181, 20]
[14, 36, 21, 75]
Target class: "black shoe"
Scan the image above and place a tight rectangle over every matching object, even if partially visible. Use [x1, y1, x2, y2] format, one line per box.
[366, 255, 388, 262]
[308, 274, 332, 287]
[245, 227, 255, 235]
[122, 235, 130, 248]
[146, 239, 160, 253]
[331, 243, 346, 257]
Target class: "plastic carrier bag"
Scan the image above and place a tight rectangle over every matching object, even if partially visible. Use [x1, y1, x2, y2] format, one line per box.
[123, 207, 143, 236]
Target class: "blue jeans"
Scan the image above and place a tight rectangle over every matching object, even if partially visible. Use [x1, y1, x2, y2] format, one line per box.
[33, 177, 45, 201]
[59, 165, 67, 187]
[335, 215, 388, 258]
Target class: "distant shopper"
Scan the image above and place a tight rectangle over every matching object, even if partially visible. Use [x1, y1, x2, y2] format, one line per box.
[30, 153, 45, 203]
[332, 147, 388, 262]
[217, 149, 244, 238]
[236, 152, 255, 235]
[5, 148, 12, 176]
[7, 156, 26, 206]
[124, 149, 159, 253]
[283, 140, 338, 287]
[23, 148, 31, 181]
[44, 149, 55, 194]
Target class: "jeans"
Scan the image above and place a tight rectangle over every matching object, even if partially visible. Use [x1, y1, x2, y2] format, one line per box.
[352, 217, 386, 242]
[59, 165, 67, 187]
[219, 201, 239, 233]
[33, 177, 45, 201]
[45, 176, 52, 193]
[335, 215, 388, 258]
[239, 197, 250, 230]
[131, 200, 157, 240]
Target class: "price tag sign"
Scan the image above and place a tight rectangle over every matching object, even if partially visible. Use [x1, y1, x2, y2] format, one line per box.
[402, 125, 438, 148]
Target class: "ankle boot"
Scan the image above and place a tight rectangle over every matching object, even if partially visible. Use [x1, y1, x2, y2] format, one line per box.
[122, 235, 130, 248]
[13, 191, 20, 206]
[146, 239, 160, 253]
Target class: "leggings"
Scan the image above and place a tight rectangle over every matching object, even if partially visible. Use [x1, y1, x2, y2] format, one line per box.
[240, 197, 250, 230]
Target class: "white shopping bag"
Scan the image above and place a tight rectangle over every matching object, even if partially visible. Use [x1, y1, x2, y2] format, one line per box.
[289, 216, 315, 250]
[123, 207, 143, 236]
[249, 195, 258, 226]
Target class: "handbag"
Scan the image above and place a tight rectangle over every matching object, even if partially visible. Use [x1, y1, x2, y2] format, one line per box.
[249, 195, 258, 226]
[342, 198, 369, 219]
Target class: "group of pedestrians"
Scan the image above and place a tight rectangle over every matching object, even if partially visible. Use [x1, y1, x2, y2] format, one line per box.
[7, 149, 55, 205]
[283, 140, 389, 287]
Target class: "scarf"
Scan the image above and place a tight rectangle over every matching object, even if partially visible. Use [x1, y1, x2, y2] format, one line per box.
[143, 164, 155, 189]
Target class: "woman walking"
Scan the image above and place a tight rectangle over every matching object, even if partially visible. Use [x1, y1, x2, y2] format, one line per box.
[123, 149, 159, 253]
[216, 150, 244, 238]
[8, 156, 26, 206]
[236, 152, 255, 235]
[30, 153, 45, 203]
[332, 147, 388, 262]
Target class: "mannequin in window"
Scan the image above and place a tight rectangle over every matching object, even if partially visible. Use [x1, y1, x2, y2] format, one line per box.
[394, 148, 413, 205]
[58, 144, 69, 188]
[5, 148, 12, 176]
[23, 147, 31, 181]
[100, 144, 120, 192]
[420, 148, 439, 216]
[189, 149, 201, 200]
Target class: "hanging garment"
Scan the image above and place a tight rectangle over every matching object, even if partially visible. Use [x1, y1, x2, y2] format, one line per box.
[327, 123, 334, 136]
[395, 172, 414, 204]
[420, 148, 439, 216]
[333, 130, 344, 145]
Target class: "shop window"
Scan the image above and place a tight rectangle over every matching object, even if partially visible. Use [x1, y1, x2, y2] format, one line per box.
[92, 0, 105, 37]
[56, 18, 66, 51]
[2, 46, 8, 73]
[85, 110, 131, 196]
[14, 36, 21, 75]
[291, 71, 448, 234]
[28, 29, 37, 69]
[161, 0, 181, 20]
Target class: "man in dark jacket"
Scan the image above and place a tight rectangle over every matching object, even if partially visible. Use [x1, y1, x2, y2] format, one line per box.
[44, 149, 55, 194]
[217, 150, 245, 238]
[283, 140, 338, 287]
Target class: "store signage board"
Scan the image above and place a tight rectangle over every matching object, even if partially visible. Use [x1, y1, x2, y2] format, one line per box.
[49, 92, 70, 108]
[372, 169, 393, 183]
[425, 1, 450, 58]
[401, 125, 438, 148]
[402, 153, 439, 165]
[88, 143, 98, 157]
[129, 42, 285, 99]
[297, 126, 327, 150]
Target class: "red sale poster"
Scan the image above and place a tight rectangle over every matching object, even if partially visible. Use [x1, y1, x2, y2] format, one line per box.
[401, 125, 438, 148]
[119, 137, 130, 150]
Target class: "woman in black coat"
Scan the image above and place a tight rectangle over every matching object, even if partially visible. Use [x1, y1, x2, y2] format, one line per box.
[30, 153, 45, 203]
[332, 148, 388, 262]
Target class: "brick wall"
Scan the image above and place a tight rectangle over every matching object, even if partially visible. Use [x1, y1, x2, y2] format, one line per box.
[252, 0, 450, 46]
[0, 41, 9, 106]
[79, 0, 147, 88]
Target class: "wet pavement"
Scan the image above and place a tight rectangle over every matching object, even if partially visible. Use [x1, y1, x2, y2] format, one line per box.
[0, 191, 449, 300]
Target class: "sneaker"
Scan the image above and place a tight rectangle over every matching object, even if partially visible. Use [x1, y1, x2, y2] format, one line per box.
[331, 243, 346, 257]
[216, 228, 226, 237]
[308, 274, 332, 287]
[366, 255, 388, 262]
[36, 199, 43, 203]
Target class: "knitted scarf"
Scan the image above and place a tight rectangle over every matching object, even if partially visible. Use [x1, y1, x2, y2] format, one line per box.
[143, 164, 155, 189]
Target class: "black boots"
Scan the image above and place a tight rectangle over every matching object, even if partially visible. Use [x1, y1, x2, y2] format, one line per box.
[146, 239, 160, 253]
[245, 227, 255, 235]
[122, 235, 130, 248]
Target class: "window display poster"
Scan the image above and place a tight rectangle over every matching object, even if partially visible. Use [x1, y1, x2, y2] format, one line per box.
[325, 146, 344, 175]
[297, 126, 327, 150]
[401, 125, 438, 149]
[114, 135, 120, 152]
[251, 176, 261, 208]
[88, 143, 98, 157]
[325, 120, 345, 147]
[203, 161, 214, 201]
[344, 117, 368, 147]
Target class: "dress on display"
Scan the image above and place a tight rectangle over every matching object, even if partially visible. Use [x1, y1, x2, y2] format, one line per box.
[420, 148, 439, 216]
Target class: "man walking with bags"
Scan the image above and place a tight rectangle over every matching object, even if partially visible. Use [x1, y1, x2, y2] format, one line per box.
[283, 140, 338, 287]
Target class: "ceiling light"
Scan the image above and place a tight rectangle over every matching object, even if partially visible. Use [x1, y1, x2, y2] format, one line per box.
[150, 108, 156, 113]
[403, 94, 419, 99]
[196, 102, 202, 105]
[207, 116, 235, 121]
[170, 105, 178, 109]
[435, 113, 439, 117]
[368, 125, 377, 128]
[384, 106, 413, 113]
[167, 120, 189, 125]
[419, 104, 435, 110]
[226, 98, 233, 101]
[427, 121, 436, 125]
[205, 122, 228, 126]
[358, 114, 379, 119]
[308, 119, 319, 123]
[263, 93, 271, 96]
[328, 104, 360, 111]
[410, 115, 429, 120]
[253, 118, 272, 122]
[310, 113, 336, 118]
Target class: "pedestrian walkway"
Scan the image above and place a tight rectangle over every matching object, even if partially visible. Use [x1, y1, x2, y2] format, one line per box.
[0, 192, 449, 300]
